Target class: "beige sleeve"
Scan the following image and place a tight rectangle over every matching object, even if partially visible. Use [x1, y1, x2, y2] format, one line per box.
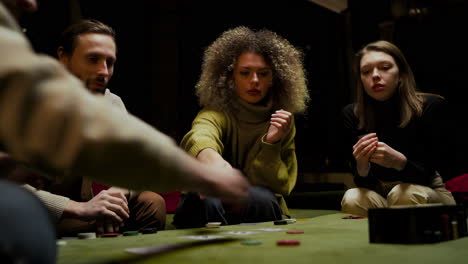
[0, 6, 197, 195]
[104, 89, 128, 113]
[22, 184, 70, 223]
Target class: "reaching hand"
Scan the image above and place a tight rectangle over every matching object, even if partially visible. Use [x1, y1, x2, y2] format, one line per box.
[66, 189, 130, 233]
[94, 187, 131, 233]
[107, 186, 130, 198]
[95, 216, 123, 234]
[370, 141, 407, 170]
[352, 133, 378, 176]
[266, 110, 292, 144]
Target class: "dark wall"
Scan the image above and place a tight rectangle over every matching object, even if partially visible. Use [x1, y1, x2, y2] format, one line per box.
[22, 0, 467, 179]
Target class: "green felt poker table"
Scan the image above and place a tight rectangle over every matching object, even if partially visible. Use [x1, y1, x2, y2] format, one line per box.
[57, 210, 468, 264]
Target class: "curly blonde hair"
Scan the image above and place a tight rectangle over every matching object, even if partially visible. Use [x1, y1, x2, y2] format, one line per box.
[196, 26, 309, 113]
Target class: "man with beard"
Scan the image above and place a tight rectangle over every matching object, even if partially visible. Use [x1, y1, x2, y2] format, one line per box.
[30, 19, 167, 236]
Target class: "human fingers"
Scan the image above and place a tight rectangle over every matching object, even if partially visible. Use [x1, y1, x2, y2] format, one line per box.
[369, 153, 384, 164]
[107, 187, 129, 203]
[270, 118, 289, 129]
[272, 111, 291, 124]
[361, 143, 377, 160]
[355, 133, 378, 146]
[271, 112, 291, 121]
[353, 137, 378, 155]
[99, 192, 130, 214]
[355, 140, 377, 160]
[274, 109, 292, 117]
[96, 219, 104, 234]
[104, 218, 115, 233]
[112, 217, 120, 233]
[372, 142, 388, 155]
[104, 202, 129, 221]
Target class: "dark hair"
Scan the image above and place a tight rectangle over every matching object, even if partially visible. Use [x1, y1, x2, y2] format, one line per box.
[58, 19, 116, 55]
[354, 40, 423, 130]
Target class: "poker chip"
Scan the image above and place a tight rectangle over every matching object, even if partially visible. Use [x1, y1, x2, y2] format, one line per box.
[78, 232, 96, 239]
[123, 231, 140, 236]
[56, 240, 67, 246]
[274, 220, 288, 225]
[342, 215, 365, 219]
[140, 228, 158, 234]
[240, 240, 263, 245]
[205, 222, 222, 228]
[277, 239, 300, 246]
[286, 231, 304, 234]
[100, 233, 121, 238]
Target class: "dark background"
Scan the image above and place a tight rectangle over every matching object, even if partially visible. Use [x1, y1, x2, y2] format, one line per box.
[20, 0, 468, 184]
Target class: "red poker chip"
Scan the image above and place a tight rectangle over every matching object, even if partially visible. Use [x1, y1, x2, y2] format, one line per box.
[286, 231, 304, 234]
[277, 239, 300, 246]
[100, 233, 121, 238]
[342, 215, 365, 219]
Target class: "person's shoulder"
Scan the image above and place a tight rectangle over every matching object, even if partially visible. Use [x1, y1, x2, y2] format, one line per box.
[419, 93, 447, 117]
[197, 107, 229, 121]
[0, 3, 22, 32]
[104, 89, 127, 111]
[342, 103, 356, 116]
[104, 88, 119, 98]
[343, 103, 355, 111]
[421, 93, 445, 106]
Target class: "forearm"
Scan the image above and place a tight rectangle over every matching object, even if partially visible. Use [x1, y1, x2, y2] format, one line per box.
[61, 200, 83, 219]
[197, 148, 231, 168]
[0, 61, 206, 192]
[356, 161, 371, 177]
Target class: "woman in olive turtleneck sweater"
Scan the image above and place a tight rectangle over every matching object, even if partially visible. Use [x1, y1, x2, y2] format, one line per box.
[173, 26, 310, 228]
[341, 40, 455, 217]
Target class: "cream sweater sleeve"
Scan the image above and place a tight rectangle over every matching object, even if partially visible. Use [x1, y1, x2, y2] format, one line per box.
[22, 184, 70, 223]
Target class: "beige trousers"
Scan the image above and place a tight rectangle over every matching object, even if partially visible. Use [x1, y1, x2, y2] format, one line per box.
[341, 182, 456, 217]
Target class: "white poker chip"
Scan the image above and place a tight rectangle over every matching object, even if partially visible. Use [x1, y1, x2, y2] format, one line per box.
[77, 232, 97, 239]
[56, 240, 67, 246]
[205, 222, 222, 228]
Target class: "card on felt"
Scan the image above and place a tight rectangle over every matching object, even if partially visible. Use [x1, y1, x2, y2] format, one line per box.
[179, 235, 225, 240]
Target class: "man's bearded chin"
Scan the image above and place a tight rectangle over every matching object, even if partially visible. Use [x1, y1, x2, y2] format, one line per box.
[86, 79, 106, 95]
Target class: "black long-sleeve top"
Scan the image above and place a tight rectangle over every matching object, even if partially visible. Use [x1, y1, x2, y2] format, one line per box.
[342, 94, 448, 189]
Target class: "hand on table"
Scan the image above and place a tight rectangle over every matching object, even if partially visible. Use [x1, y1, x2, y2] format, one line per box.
[66, 189, 130, 233]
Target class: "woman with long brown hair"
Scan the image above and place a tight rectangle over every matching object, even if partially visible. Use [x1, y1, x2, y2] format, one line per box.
[341, 40, 455, 216]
